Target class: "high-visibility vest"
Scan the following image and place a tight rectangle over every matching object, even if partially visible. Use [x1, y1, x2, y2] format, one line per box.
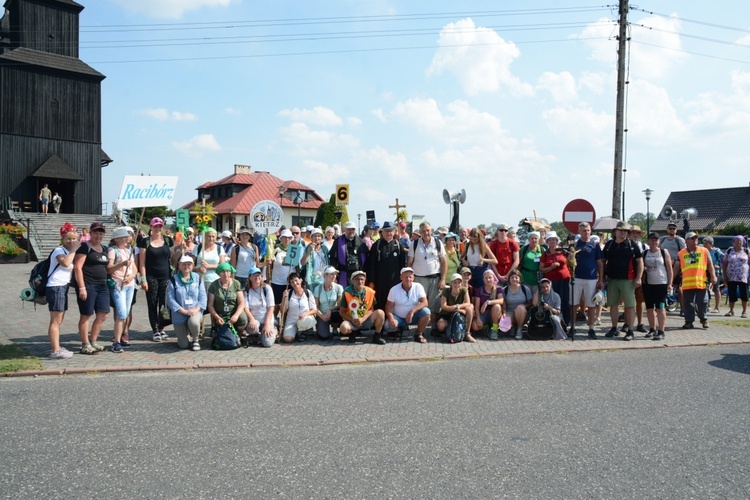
[679, 247, 709, 290]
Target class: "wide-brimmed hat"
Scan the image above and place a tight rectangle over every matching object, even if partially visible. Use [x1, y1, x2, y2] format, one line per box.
[614, 221, 631, 231]
[112, 227, 130, 239]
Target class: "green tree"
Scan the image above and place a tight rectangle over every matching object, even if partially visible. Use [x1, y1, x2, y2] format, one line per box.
[313, 194, 349, 228]
[628, 212, 655, 231]
[127, 206, 173, 227]
[549, 221, 570, 242]
[718, 222, 750, 236]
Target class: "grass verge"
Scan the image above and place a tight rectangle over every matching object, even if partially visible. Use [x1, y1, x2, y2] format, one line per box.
[712, 319, 749, 328]
[0, 344, 43, 373]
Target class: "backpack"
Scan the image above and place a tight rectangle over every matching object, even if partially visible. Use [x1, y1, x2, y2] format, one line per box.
[412, 236, 443, 255]
[212, 322, 240, 350]
[659, 235, 685, 252]
[29, 248, 62, 299]
[603, 238, 638, 279]
[445, 312, 467, 343]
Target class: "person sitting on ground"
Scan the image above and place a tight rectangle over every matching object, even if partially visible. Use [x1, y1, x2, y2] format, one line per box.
[534, 278, 567, 340]
[436, 273, 476, 342]
[207, 262, 248, 338]
[473, 269, 504, 339]
[504, 270, 533, 340]
[46, 222, 79, 359]
[538, 231, 571, 328]
[243, 266, 277, 347]
[314, 266, 343, 340]
[384, 267, 431, 343]
[338, 270, 386, 344]
[279, 272, 317, 343]
[167, 255, 207, 351]
[107, 226, 137, 353]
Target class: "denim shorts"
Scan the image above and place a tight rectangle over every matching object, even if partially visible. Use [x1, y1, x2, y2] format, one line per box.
[385, 307, 430, 331]
[76, 283, 110, 316]
[111, 285, 135, 320]
[46, 285, 69, 312]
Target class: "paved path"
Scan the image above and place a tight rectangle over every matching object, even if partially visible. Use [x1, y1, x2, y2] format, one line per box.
[1, 262, 748, 376]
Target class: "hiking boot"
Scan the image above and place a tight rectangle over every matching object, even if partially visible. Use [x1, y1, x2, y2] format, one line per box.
[653, 330, 665, 340]
[192, 341, 201, 351]
[152, 332, 162, 342]
[605, 327, 618, 338]
[682, 322, 694, 330]
[700, 319, 709, 329]
[111, 342, 123, 353]
[372, 333, 386, 345]
[80, 344, 98, 355]
[348, 333, 356, 344]
[588, 328, 598, 340]
[636, 324, 647, 333]
[645, 328, 655, 338]
[624, 331, 634, 341]
[50, 348, 73, 360]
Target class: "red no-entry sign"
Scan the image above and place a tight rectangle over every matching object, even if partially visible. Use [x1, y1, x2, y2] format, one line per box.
[562, 199, 596, 234]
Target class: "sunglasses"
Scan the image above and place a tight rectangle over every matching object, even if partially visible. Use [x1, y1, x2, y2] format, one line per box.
[292, 232, 300, 235]
[497, 229, 508, 232]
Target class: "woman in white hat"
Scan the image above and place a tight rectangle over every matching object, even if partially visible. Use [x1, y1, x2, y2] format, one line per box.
[107, 226, 137, 353]
[243, 266, 277, 347]
[313, 266, 343, 339]
[300, 228, 328, 290]
[539, 231, 571, 327]
[167, 255, 208, 351]
[436, 273, 476, 342]
[270, 228, 293, 307]
[230, 226, 262, 288]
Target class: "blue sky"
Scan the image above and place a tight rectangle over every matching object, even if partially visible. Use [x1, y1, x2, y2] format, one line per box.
[83, 1, 750, 229]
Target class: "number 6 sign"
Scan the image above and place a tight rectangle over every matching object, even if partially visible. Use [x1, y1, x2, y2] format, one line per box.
[335, 184, 349, 206]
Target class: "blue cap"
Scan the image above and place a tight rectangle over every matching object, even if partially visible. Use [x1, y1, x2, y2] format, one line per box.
[372, 221, 381, 228]
[380, 221, 395, 230]
[248, 267, 262, 275]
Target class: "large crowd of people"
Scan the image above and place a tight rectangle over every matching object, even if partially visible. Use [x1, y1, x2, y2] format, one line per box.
[43, 217, 747, 360]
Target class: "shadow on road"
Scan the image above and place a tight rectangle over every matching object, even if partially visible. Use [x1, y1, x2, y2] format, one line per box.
[708, 353, 750, 375]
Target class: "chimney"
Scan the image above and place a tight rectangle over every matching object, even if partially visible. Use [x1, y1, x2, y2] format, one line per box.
[234, 164, 252, 175]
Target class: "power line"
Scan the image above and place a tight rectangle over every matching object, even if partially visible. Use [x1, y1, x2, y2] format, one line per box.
[630, 6, 750, 34]
[631, 23, 750, 49]
[630, 39, 750, 65]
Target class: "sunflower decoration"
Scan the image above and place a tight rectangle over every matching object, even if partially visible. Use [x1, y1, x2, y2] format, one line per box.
[192, 202, 216, 235]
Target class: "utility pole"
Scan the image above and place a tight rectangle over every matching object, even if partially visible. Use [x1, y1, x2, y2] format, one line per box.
[611, 0, 629, 219]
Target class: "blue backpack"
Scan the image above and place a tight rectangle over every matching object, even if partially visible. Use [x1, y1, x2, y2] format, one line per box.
[446, 312, 467, 343]
[212, 322, 240, 350]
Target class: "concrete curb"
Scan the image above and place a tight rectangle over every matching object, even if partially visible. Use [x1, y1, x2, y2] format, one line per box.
[4, 338, 749, 378]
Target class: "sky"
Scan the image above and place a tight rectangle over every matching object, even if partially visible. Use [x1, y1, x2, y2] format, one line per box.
[79, 0, 750, 230]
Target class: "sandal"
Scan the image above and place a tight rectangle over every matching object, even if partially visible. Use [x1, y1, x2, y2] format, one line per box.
[725, 311, 734, 317]
[710, 308, 719, 314]
[414, 334, 427, 344]
[742, 313, 747, 318]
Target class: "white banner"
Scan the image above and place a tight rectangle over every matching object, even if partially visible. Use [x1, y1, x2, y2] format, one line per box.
[117, 176, 179, 209]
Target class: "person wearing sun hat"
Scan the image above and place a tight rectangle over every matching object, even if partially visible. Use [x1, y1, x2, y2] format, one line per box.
[338, 270, 386, 344]
[436, 273, 475, 342]
[243, 266, 277, 347]
[207, 261, 248, 336]
[167, 254, 207, 351]
[46, 222, 80, 359]
[329, 220, 364, 287]
[107, 226, 138, 353]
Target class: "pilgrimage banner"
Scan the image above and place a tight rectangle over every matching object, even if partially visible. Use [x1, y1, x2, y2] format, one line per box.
[117, 176, 179, 209]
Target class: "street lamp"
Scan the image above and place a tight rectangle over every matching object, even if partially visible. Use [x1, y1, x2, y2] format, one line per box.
[357, 213, 361, 233]
[293, 190, 303, 225]
[643, 188, 652, 236]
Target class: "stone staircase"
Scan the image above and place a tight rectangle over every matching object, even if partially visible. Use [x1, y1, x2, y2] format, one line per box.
[8, 211, 121, 261]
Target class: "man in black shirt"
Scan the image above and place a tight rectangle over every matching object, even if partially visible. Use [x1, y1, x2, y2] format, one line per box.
[601, 221, 643, 340]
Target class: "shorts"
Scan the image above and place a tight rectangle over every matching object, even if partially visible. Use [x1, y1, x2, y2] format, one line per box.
[46, 285, 69, 312]
[76, 283, 111, 316]
[341, 315, 375, 332]
[477, 309, 493, 325]
[643, 284, 668, 310]
[111, 285, 135, 320]
[572, 279, 598, 308]
[385, 307, 431, 331]
[41, 198, 49, 206]
[606, 279, 636, 308]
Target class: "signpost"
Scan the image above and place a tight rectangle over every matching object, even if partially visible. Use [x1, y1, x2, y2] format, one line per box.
[562, 199, 596, 234]
[335, 184, 349, 206]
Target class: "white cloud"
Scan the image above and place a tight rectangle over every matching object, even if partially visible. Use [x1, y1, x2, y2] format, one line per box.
[172, 133, 222, 155]
[579, 71, 607, 96]
[278, 106, 343, 126]
[543, 105, 612, 148]
[301, 159, 350, 186]
[627, 79, 688, 144]
[738, 34, 750, 46]
[575, 18, 618, 66]
[427, 18, 533, 96]
[371, 108, 387, 123]
[347, 116, 363, 127]
[537, 71, 578, 103]
[113, 0, 236, 19]
[279, 122, 359, 156]
[225, 108, 243, 116]
[135, 108, 197, 121]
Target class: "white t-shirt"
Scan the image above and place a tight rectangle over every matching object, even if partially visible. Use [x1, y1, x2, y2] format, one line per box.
[284, 288, 315, 326]
[410, 237, 444, 276]
[387, 282, 427, 318]
[234, 244, 257, 279]
[196, 244, 226, 284]
[271, 247, 290, 286]
[47, 246, 73, 287]
[244, 284, 275, 320]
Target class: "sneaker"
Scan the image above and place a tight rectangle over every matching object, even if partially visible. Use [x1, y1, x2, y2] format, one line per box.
[700, 319, 709, 329]
[489, 330, 499, 341]
[192, 341, 201, 351]
[594, 318, 601, 326]
[645, 329, 656, 338]
[515, 328, 523, 340]
[119, 340, 131, 347]
[50, 348, 73, 359]
[624, 331, 634, 341]
[636, 324, 647, 333]
[111, 342, 123, 353]
[653, 330, 665, 340]
[152, 332, 162, 342]
[588, 328, 598, 340]
[682, 322, 694, 330]
[80, 344, 98, 355]
[620, 324, 628, 333]
[605, 327, 618, 338]
[90, 342, 105, 352]
[159, 331, 169, 340]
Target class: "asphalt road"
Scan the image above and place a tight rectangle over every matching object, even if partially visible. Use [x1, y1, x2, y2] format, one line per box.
[1, 346, 749, 499]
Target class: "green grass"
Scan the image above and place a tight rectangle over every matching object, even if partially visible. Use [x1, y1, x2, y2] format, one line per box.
[0, 344, 43, 373]
[713, 319, 749, 328]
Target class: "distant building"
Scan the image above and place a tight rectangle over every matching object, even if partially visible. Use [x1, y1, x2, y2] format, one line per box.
[652, 184, 750, 233]
[184, 164, 325, 231]
[0, 0, 110, 214]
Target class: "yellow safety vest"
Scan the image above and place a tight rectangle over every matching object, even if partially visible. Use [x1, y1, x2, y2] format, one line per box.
[679, 247, 709, 290]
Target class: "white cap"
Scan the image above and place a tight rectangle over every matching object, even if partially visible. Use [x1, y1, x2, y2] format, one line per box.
[221, 230, 232, 238]
[333, 224, 340, 231]
[343, 221, 356, 229]
[112, 227, 129, 239]
[400, 267, 414, 275]
[311, 228, 323, 236]
[450, 273, 463, 282]
[546, 231, 558, 241]
[280, 229, 293, 238]
[305, 225, 314, 232]
[179, 255, 194, 264]
[324, 266, 338, 275]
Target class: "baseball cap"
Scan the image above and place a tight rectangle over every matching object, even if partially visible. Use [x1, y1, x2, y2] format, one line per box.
[351, 270, 366, 279]
[90, 221, 106, 232]
[248, 267, 262, 275]
[179, 255, 194, 264]
[343, 221, 356, 229]
[324, 266, 338, 275]
[400, 267, 414, 275]
[648, 232, 660, 240]
[685, 231, 698, 239]
[221, 230, 232, 238]
[237, 226, 252, 235]
[280, 229, 293, 238]
[149, 217, 164, 227]
[450, 273, 463, 282]
[460, 267, 471, 275]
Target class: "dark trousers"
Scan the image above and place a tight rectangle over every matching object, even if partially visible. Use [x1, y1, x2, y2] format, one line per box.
[145, 277, 169, 332]
[551, 279, 571, 326]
